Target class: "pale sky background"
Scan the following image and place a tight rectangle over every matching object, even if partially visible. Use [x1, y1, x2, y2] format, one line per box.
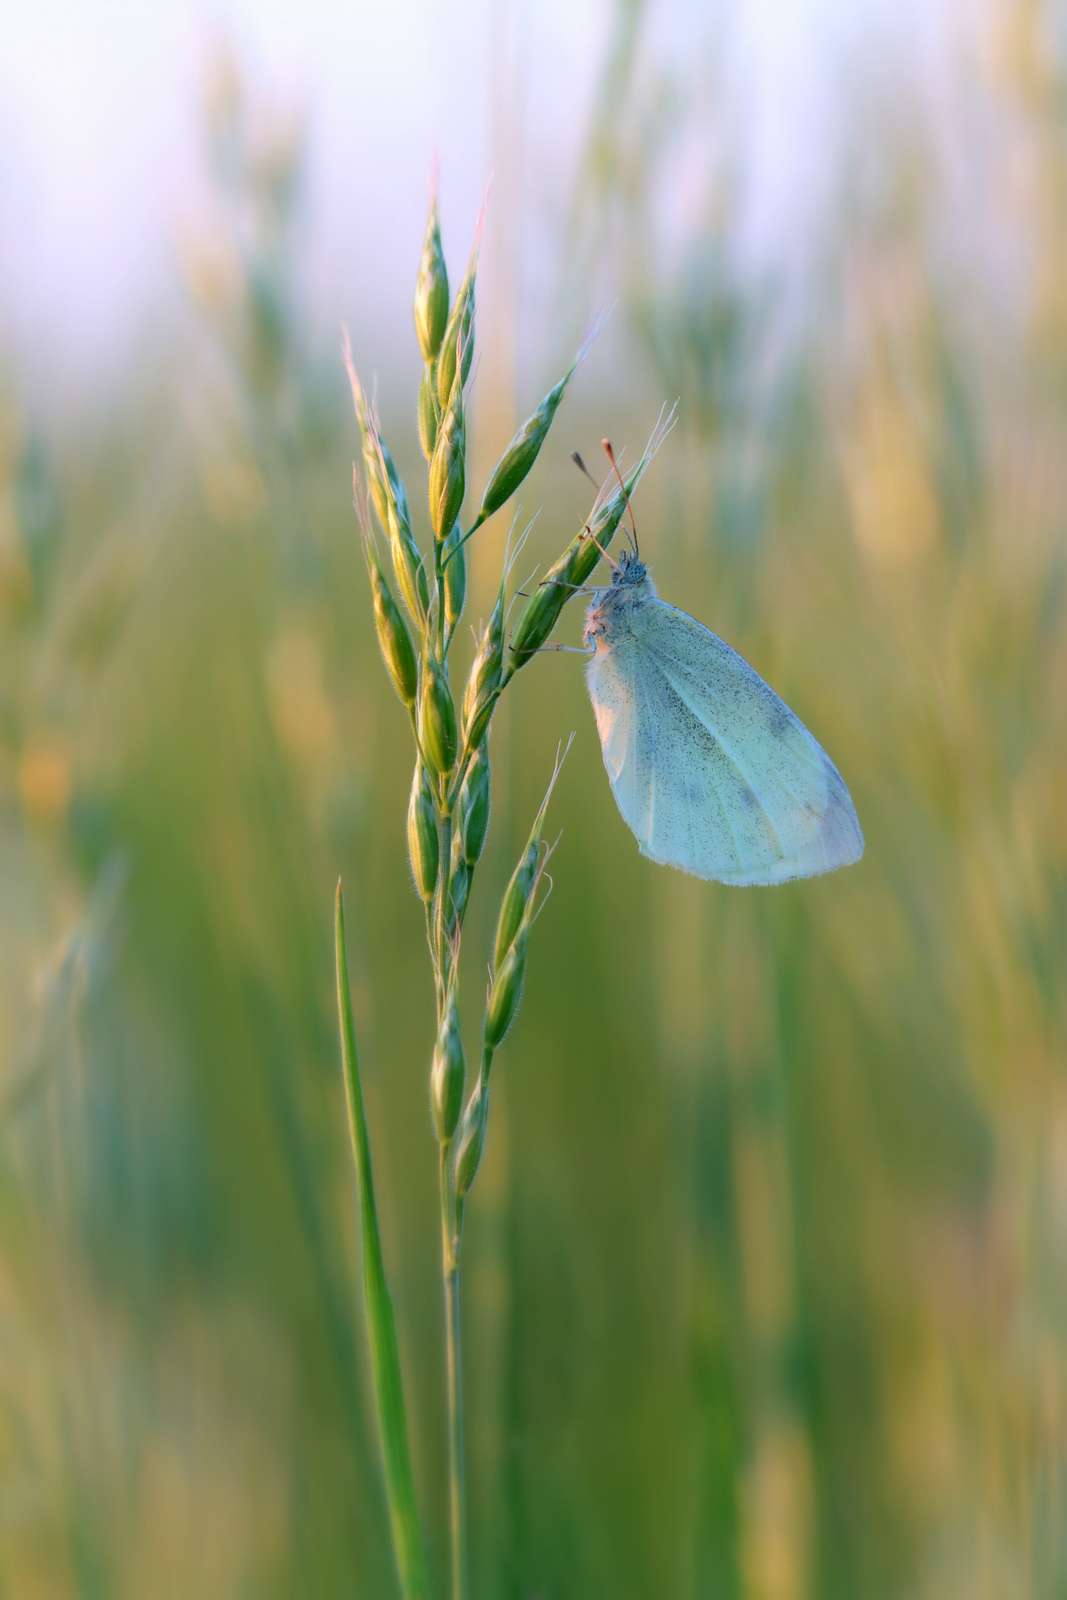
[0, 0, 949, 412]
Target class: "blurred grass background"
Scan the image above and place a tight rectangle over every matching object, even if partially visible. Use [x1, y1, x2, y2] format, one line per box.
[2, 2, 1067, 1596]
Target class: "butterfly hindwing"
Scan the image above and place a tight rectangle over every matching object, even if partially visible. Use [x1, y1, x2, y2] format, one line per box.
[586, 598, 864, 885]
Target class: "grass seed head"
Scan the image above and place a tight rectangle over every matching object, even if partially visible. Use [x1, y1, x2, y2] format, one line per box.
[475, 317, 603, 520]
[431, 990, 466, 1142]
[429, 378, 466, 545]
[418, 366, 439, 460]
[570, 466, 641, 586]
[414, 191, 449, 363]
[571, 406, 676, 587]
[455, 743, 490, 868]
[378, 460, 431, 624]
[364, 440, 392, 532]
[437, 246, 477, 405]
[455, 1078, 489, 1199]
[407, 759, 440, 902]
[359, 418, 430, 623]
[485, 928, 528, 1051]
[360, 412, 408, 538]
[478, 375, 568, 519]
[461, 583, 505, 748]
[418, 646, 457, 777]
[493, 841, 538, 974]
[507, 550, 576, 669]
[354, 471, 419, 707]
[366, 539, 418, 708]
[492, 741, 569, 967]
[448, 857, 470, 930]
[343, 335, 432, 621]
[443, 527, 467, 634]
[507, 460, 657, 672]
[508, 409, 678, 662]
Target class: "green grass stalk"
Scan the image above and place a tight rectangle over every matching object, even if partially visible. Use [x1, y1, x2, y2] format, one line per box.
[335, 884, 429, 1600]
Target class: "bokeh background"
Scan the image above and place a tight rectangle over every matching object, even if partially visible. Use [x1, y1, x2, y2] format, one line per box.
[2, 0, 1066, 1595]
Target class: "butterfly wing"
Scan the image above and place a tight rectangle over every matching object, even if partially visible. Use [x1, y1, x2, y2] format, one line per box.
[585, 599, 863, 885]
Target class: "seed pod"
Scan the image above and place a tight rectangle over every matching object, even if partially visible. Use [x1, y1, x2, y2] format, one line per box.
[478, 374, 568, 520]
[419, 647, 457, 777]
[447, 856, 470, 930]
[360, 417, 405, 539]
[388, 518, 431, 628]
[455, 1078, 489, 1199]
[448, 750, 486, 932]
[359, 422, 430, 623]
[414, 193, 449, 363]
[407, 759, 439, 902]
[507, 549, 577, 670]
[431, 991, 466, 1142]
[455, 743, 490, 868]
[418, 366, 438, 461]
[363, 440, 391, 533]
[475, 314, 603, 517]
[485, 928, 528, 1051]
[492, 741, 568, 966]
[437, 250, 476, 405]
[381, 466, 430, 624]
[494, 840, 538, 973]
[482, 742, 569, 1060]
[461, 580, 505, 748]
[507, 461, 645, 673]
[506, 536, 590, 672]
[569, 463, 643, 587]
[364, 535, 418, 707]
[443, 527, 466, 634]
[429, 379, 466, 545]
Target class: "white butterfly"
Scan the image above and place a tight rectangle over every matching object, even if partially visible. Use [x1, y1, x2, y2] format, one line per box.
[584, 549, 864, 885]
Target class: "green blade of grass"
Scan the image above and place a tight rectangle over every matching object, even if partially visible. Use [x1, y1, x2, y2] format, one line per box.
[335, 882, 429, 1600]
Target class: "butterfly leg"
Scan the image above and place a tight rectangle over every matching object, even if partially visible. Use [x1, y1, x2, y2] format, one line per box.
[507, 635, 592, 657]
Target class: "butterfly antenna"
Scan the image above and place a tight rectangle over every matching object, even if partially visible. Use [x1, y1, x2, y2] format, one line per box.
[573, 447, 619, 523]
[602, 438, 639, 558]
[579, 526, 623, 575]
[568, 449, 623, 576]
[571, 450, 599, 488]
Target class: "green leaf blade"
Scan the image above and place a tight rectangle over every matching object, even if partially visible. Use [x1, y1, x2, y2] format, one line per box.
[335, 883, 429, 1600]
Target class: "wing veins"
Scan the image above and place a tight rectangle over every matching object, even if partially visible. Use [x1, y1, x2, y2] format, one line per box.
[651, 632, 829, 786]
[650, 650, 790, 857]
[650, 643, 832, 857]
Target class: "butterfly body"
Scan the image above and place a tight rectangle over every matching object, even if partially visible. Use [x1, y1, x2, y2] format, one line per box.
[583, 550, 864, 885]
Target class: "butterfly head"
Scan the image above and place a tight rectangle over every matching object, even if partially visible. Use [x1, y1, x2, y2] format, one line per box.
[612, 547, 648, 588]
[583, 546, 658, 651]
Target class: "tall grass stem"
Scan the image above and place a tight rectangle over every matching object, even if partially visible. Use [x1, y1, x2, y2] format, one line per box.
[444, 1257, 468, 1600]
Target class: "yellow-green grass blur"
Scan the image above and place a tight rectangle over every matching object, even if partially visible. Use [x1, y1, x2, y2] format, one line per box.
[2, 6, 1066, 1596]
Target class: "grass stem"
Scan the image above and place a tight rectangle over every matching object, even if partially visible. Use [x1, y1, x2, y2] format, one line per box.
[438, 1142, 467, 1599]
[444, 1259, 468, 1600]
